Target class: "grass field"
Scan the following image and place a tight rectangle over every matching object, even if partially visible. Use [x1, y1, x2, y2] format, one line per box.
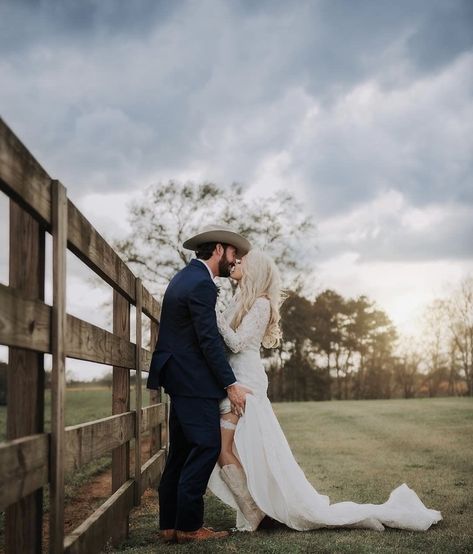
[0, 386, 155, 442]
[113, 396, 473, 554]
[1, 393, 472, 553]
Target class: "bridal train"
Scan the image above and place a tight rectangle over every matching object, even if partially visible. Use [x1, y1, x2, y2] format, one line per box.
[209, 393, 442, 532]
[208, 294, 442, 533]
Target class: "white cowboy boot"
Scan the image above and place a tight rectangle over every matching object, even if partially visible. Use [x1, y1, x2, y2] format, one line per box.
[220, 464, 265, 531]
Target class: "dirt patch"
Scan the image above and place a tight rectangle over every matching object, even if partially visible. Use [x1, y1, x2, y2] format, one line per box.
[42, 436, 156, 552]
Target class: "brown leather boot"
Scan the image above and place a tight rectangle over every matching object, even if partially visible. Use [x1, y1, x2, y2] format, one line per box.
[159, 529, 176, 542]
[176, 527, 230, 543]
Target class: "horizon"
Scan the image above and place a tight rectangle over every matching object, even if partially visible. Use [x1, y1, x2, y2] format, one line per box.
[1, 0, 472, 379]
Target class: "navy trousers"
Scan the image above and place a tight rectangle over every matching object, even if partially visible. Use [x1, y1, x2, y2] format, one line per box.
[158, 395, 221, 531]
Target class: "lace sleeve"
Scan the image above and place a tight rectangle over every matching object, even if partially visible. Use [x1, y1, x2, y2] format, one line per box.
[216, 297, 270, 353]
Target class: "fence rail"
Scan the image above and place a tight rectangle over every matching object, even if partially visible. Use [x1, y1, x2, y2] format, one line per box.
[0, 117, 167, 554]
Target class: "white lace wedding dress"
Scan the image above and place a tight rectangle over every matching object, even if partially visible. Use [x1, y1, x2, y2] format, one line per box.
[208, 296, 442, 532]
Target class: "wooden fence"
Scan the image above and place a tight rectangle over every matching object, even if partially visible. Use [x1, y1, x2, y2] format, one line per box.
[0, 117, 167, 553]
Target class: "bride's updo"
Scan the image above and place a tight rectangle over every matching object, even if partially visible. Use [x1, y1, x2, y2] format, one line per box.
[230, 249, 284, 348]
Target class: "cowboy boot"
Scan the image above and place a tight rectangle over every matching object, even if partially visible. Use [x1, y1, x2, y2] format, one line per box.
[220, 464, 265, 531]
[176, 527, 230, 543]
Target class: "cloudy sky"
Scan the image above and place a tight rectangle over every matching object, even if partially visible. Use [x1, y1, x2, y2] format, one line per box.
[1, 0, 472, 377]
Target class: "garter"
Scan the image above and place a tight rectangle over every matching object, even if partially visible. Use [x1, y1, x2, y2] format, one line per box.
[220, 418, 237, 430]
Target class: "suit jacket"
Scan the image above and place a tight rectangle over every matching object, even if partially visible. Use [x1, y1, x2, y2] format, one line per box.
[146, 259, 236, 398]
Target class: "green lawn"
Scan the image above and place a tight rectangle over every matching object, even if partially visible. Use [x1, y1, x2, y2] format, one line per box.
[0, 386, 155, 441]
[1, 395, 472, 553]
[113, 397, 473, 554]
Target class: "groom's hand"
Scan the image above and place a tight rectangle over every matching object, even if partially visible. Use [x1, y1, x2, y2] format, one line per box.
[226, 383, 252, 416]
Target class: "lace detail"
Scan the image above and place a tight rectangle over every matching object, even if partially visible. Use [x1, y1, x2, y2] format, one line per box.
[216, 297, 270, 353]
[220, 418, 237, 430]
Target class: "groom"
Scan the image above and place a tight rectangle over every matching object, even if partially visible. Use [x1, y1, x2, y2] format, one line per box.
[147, 224, 252, 544]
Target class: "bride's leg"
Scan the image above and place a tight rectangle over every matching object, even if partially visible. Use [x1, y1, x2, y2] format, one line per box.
[218, 412, 242, 468]
[217, 411, 265, 531]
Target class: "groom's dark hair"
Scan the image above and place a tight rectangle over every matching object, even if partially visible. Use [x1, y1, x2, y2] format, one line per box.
[195, 241, 230, 260]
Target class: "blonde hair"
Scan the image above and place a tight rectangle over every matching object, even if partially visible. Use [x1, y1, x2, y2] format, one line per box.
[230, 249, 284, 348]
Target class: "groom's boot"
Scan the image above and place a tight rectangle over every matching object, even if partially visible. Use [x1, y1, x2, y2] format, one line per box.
[159, 529, 176, 542]
[220, 464, 265, 531]
[176, 527, 230, 543]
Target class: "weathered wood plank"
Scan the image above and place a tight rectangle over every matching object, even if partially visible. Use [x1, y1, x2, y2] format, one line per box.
[0, 283, 51, 352]
[0, 118, 51, 227]
[112, 290, 131, 545]
[63, 479, 135, 554]
[67, 200, 136, 303]
[50, 180, 68, 553]
[0, 434, 49, 512]
[142, 286, 160, 324]
[140, 403, 165, 434]
[140, 449, 166, 496]
[0, 284, 137, 368]
[141, 347, 151, 372]
[66, 314, 135, 368]
[64, 412, 135, 473]
[6, 201, 45, 554]
[134, 279, 142, 505]
[0, 361, 7, 406]
[0, 409, 162, 510]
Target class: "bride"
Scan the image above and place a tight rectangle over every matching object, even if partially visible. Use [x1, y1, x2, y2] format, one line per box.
[208, 249, 442, 533]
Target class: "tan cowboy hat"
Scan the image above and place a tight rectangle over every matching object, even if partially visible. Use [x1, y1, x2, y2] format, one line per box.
[183, 224, 252, 257]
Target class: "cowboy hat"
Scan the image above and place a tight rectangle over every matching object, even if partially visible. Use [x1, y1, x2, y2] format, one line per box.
[183, 224, 252, 257]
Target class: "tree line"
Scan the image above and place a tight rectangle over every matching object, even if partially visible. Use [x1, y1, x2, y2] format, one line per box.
[109, 181, 472, 401]
[265, 281, 472, 401]
[3, 181, 469, 402]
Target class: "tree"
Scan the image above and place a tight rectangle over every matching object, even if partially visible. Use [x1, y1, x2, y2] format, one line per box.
[445, 276, 473, 396]
[420, 299, 450, 397]
[311, 290, 346, 400]
[279, 293, 321, 401]
[360, 308, 397, 399]
[446, 335, 463, 396]
[393, 336, 422, 398]
[267, 291, 334, 402]
[114, 181, 317, 296]
[344, 296, 397, 399]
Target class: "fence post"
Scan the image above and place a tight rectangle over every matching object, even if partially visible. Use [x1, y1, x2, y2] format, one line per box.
[134, 279, 142, 505]
[6, 201, 45, 554]
[149, 320, 160, 456]
[111, 290, 130, 546]
[49, 180, 67, 553]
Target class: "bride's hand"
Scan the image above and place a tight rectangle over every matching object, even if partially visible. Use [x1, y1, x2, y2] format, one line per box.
[227, 383, 252, 416]
[230, 402, 241, 417]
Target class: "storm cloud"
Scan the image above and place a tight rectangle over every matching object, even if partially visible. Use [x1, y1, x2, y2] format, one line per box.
[1, 0, 472, 354]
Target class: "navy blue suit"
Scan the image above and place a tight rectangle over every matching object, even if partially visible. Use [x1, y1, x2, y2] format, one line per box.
[147, 259, 236, 531]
